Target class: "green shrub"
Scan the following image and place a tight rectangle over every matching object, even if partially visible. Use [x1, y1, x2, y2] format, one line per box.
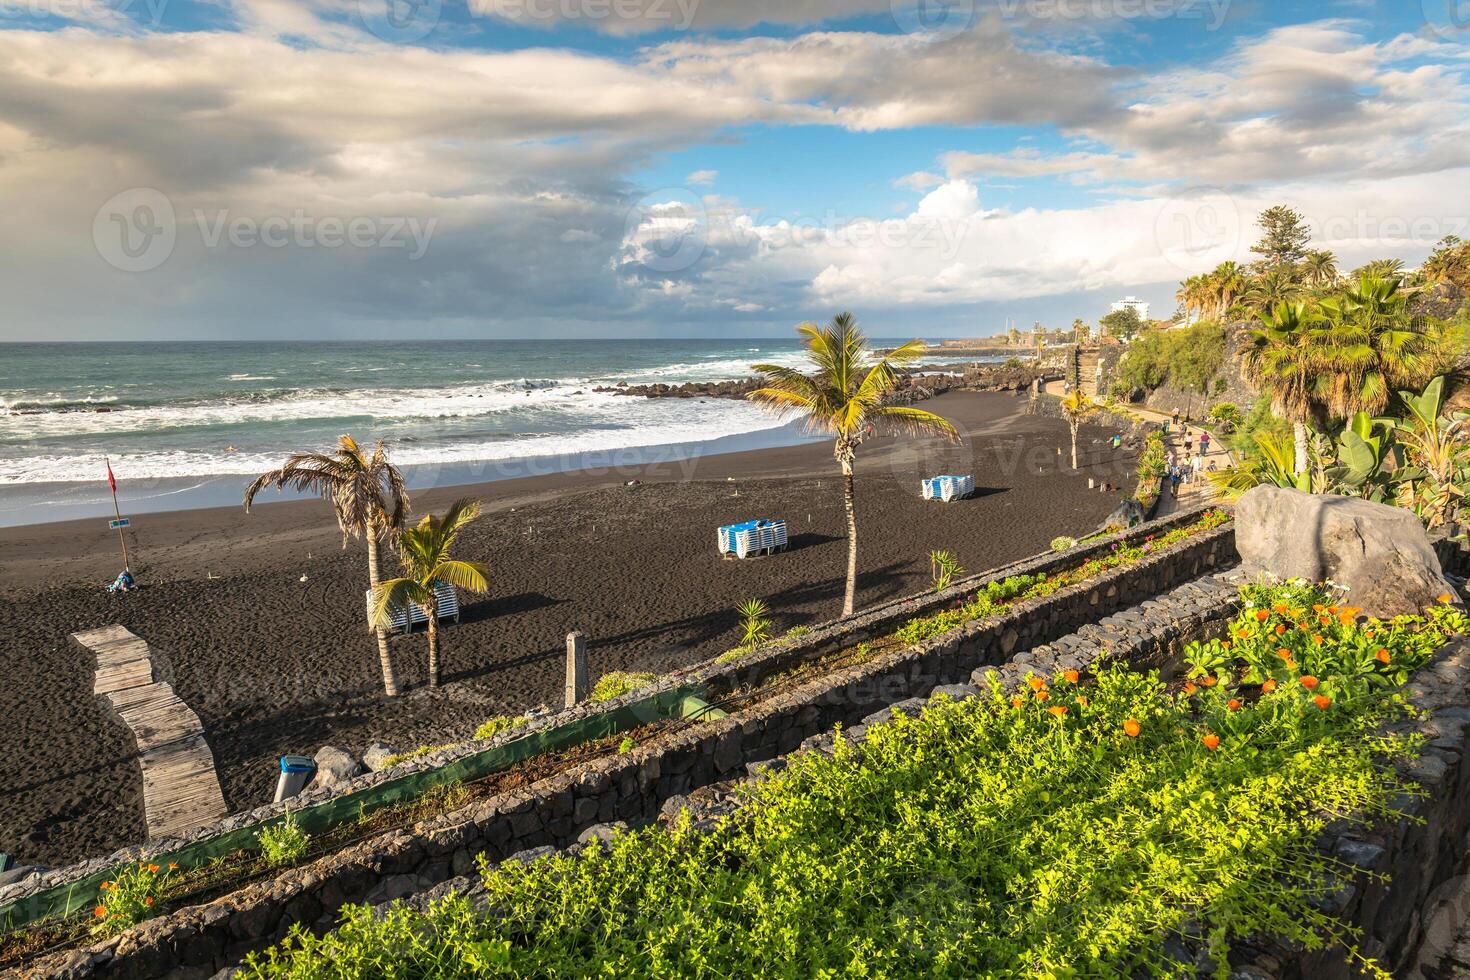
[618, 737, 636, 754]
[92, 860, 176, 937]
[1209, 401, 1243, 433]
[785, 625, 812, 639]
[256, 811, 311, 868]
[589, 671, 659, 704]
[736, 598, 773, 651]
[928, 550, 964, 593]
[244, 641, 1436, 978]
[1049, 536, 1077, 552]
[474, 714, 532, 742]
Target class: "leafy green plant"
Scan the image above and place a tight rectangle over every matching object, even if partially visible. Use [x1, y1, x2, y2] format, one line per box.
[785, 625, 812, 639]
[736, 598, 773, 651]
[244, 651, 1430, 979]
[1208, 401, 1243, 433]
[589, 671, 659, 704]
[1134, 428, 1168, 507]
[1385, 376, 1470, 528]
[1049, 536, 1077, 552]
[381, 743, 460, 769]
[474, 714, 532, 742]
[92, 860, 176, 937]
[928, 550, 964, 593]
[1324, 411, 1406, 502]
[256, 811, 311, 868]
[617, 737, 636, 754]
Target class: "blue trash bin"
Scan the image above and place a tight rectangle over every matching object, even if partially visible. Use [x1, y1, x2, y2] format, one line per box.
[274, 755, 317, 803]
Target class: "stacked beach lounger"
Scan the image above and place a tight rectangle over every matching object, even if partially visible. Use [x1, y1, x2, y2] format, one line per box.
[922, 475, 975, 502]
[364, 581, 461, 632]
[718, 519, 789, 559]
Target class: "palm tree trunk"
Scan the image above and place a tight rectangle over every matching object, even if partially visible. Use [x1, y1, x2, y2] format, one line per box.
[841, 459, 858, 618]
[366, 535, 400, 697]
[1292, 420, 1309, 480]
[426, 595, 440, 688]
[1069, 422, 1079, 470]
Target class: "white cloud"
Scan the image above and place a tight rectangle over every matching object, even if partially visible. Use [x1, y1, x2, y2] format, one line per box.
[685, 169, 718, 185]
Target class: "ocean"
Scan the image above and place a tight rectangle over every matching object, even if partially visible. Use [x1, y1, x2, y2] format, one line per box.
[0, 340, 989, 526]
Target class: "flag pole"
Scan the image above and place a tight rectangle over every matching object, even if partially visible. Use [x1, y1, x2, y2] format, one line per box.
[107, 456, 130, 572]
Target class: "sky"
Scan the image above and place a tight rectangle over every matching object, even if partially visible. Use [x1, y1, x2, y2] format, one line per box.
[0, 0, 1468, 340]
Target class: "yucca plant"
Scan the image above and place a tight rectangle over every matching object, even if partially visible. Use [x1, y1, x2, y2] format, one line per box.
[371, 498, 490, 688]
[929, 550, 964, 593]
[749, 313, 959, 616]
[737, 598, 773, 651]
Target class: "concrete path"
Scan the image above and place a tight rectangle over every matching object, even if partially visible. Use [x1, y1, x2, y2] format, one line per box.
[73, 625, 228, 841]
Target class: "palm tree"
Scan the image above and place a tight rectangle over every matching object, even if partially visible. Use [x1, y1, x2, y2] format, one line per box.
[1240, 301, 1329, 480]
[1242, 267, 1303, 313]
[245, 435, 409, 697]
[1302, 250, 1338, 288]
[1316, 276, 1433, 417]
[748, 314, 959, 617]
[1205, 261, 1247, 317]
[371, 499, 491, 688]
[1351, 258, 1406, 281]
[1059, 391, 1098, 470]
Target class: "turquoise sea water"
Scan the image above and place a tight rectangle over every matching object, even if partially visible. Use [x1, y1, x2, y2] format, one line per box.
[0, 340, 988, 526]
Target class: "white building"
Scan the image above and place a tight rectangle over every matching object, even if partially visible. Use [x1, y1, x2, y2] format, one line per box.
[1110, 296, 1150, 321]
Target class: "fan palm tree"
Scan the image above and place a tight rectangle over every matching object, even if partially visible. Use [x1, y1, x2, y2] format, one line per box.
[1242, 267, 1303, 313]
[1316, 276, 1434, 417]
[1241, 301, 1329, 480]
[245, 435, 409, 697]
[1302, 250, 1339, 288]
[1059, 391, 1098, 470]
[371, 499, 491, 688]
[1351, 258, 1406, 281]
[748, 314, 959, 617]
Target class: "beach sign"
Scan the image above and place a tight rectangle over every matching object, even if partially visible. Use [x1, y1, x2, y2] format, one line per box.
[109, 518, 130, 530]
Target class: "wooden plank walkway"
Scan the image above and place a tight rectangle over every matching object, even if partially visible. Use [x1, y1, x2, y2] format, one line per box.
[74, 626, 228, 841]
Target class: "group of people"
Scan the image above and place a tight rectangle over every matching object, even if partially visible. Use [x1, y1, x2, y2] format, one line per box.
[1165, 413, 1215, 497]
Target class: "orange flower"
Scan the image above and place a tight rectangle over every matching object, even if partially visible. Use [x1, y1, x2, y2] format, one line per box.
[1300, 675, 1320, 690]
[1035, 690, 1050, 701]
[1255, 609, 1270, 622]
[1227, 699, 1242, 711]
[1048, 705, 1069, 717]
[1439, 593, 1454, 604]
[1275, 624, 1288, 635]
[1221, 641, 1232, 650]
[1273, 604, 1289, 615]
[1276, 648, 1291, 659]
[1338, 607, 1361, 624]
[1011, 697, 1024, 709]
[1376, 648, 1391, 664]
[144, 896, 154, 907]
[148, 864, 159, 874]
[1027, 676, 1046, 692]
[1075, 695, 1089, 707]
[1312, 634, 1324, 645]
[1314, 695, 1332, 710]
[1183, 681, 1198, 695]
[1202, 733, 1220, 750]
[168, 862, 179, 871]
[1200, 675, 1218, 687]
[1061, 669, 1080, 684]
[1261, 679, 1278, 693]
[1236, 628, 1251, 639]
[1123, 718, 1142, 737]
[94, 906, 106, 919]
[1319, 616, 1331, 627]
[1312, 604, 1325, 613]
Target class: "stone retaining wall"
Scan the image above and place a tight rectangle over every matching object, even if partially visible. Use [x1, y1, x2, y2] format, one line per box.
[22, 518, 1236, 978]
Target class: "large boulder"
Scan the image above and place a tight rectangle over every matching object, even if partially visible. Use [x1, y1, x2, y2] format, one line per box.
[362, 742, 400, 773]
[312, 745, 364, 790]
[1234, 486, 1456, 618]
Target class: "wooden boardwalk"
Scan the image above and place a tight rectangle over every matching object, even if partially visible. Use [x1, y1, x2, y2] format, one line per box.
[74, 625, 228, 841]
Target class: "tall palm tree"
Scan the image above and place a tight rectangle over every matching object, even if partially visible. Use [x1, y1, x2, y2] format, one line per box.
[1206, 261, 1247, 317]
[1302, 250, 1338, 288]
[1352, 258, 1406, 281]
[1242, 267, 1303, 313]
[1316, 276, 1433, 417]
[1241, 302, 1329, 480]
[245, 435, 409, 697]
[1059, 391, 1098, 470]
[748, 314, 959, 617]
[372, 499, 491, 688]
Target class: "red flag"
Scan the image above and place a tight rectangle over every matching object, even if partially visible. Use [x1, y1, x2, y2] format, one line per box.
[106, 460, 117, 494]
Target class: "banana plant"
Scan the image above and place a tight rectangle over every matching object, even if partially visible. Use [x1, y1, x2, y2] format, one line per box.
[1324, 411, 1410, 502]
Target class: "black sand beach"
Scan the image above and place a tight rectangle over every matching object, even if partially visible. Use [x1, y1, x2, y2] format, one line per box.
[0, 391, 1140, 867]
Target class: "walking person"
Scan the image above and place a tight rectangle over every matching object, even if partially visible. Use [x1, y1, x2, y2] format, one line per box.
[1191, 452, 1205, 484]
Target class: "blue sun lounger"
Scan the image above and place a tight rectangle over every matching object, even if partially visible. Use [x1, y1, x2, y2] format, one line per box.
[922, 475, 975, 502]
[718, 519, 788, 558]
